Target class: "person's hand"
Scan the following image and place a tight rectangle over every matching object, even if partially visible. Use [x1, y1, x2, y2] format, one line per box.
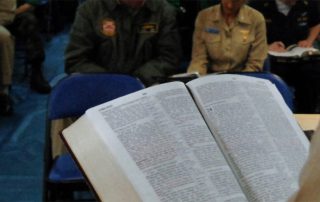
[15, 3, 34, 15]
[298, 40, 313, 48]
[269, 41, 286, 52]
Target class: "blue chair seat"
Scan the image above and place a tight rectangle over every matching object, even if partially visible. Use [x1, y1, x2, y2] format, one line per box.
[49, 154, 84, 183]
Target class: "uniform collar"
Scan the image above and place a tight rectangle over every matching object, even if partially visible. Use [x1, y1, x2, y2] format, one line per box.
[212, 4, 252, 25]
[237, 5, 252, 24]
[106, 0, 156, 12]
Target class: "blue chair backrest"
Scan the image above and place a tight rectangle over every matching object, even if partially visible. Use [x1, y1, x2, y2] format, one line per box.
[48, 73, 145, 120]
[263, 56, 271, 72]
[235, 72, 294, 111]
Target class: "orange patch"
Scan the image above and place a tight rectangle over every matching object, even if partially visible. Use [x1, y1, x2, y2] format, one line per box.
[101, 19, 116, 37]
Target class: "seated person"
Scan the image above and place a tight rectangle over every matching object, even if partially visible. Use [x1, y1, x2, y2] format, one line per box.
[65, 0, 182, 87]
[8, 0, 51, 94]
[51, 0, 182, 158]
[250, 0, 320, 113]
[0, 0, 16, 116]
[187, 0, 268, 75]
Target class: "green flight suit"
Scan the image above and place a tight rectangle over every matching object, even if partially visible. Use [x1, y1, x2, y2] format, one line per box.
[65, 0, 182, 86]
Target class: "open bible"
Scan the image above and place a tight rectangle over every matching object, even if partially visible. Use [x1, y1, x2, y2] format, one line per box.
[268, 45, 320, 63]
[61, 74, 309, 202]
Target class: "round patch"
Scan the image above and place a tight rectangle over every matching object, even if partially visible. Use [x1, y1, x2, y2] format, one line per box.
[101, 19, 116, 37]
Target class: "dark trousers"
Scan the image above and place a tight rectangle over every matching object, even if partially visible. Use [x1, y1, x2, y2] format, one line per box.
[271, 59, 320, 113]
[8, 11, 45, 66]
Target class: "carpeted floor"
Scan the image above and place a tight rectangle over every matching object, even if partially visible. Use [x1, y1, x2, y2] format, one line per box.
[0, 29, 68, 202]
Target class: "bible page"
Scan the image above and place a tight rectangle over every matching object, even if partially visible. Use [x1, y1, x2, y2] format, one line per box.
[86, 81, 248, 202]
[187, 74, 309, 202]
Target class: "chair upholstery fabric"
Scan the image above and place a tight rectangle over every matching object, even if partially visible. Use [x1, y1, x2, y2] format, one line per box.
[48, 73, 145, 119]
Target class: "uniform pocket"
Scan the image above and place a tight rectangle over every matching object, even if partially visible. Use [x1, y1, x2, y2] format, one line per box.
[233, 30, 253, 45]
[203, 33, 221, 59]
[204, 33, 221, 44]
[232, 30, 253, 57]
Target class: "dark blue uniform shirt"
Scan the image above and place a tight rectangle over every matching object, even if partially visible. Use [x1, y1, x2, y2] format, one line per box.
[250, 0, 320, 46]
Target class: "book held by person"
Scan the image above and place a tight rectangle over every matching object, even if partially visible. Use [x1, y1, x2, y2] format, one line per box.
[268, 44, 320, 62]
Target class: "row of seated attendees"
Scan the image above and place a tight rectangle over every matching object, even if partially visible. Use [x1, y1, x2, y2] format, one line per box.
[1, 0, 318, 200]
[55, 1, 320, 201]
[0, 0, 79, 115]
[249, 0, 320, 113]
[1, 0, 319, 117]
[0, 0, 51, 116]
[49, 0, 320, 159]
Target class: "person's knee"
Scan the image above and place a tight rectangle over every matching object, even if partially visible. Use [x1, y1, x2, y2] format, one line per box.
[0, 29, 12, 44]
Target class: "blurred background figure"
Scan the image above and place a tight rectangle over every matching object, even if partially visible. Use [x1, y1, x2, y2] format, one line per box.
[65, 0, 182, 87]
[187, 0, 268, 75]
[289, 123, 320, 202]
[250, 0, 320, 113]
[8, 0, 51, 94]
[0, 0, 16, 115]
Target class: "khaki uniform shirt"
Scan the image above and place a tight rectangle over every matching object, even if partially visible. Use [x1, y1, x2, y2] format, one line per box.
[188, 4, 268, 75]
[0, 0, 16, 25]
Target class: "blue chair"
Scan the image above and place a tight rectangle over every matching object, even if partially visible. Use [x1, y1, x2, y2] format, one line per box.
[234, 72, 294, 111]
[263, 56, 271, 72]
[44, 73, 144, 201]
